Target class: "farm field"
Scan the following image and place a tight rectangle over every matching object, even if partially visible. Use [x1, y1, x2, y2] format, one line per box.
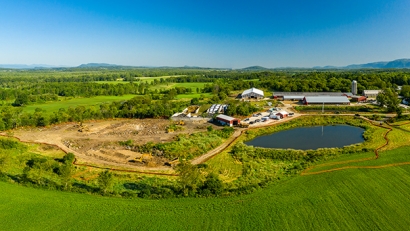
[138, 75, 184, 83]
[2, 145, 410, 230]
[150, 82, 207, 91]
[175, 92, 212, 99]
[22, 95, 137, 114]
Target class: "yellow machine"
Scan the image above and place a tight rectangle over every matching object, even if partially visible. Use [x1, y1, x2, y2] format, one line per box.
[174, 120, 185, 125]
[77, 122, 90, 132]
[134, 153, 152, 163]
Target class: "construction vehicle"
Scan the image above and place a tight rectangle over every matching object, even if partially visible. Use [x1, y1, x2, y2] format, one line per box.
[164, 158, 179, 167]
[134, 153, 152, 163]
[77, 122, 90, 132]
[174, 120, 185, 125]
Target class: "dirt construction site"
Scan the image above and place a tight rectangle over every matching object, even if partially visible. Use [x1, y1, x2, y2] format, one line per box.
[9, 119, 213, 171]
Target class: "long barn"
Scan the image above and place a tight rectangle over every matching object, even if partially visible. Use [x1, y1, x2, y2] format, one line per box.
[303, 96, 350, 105]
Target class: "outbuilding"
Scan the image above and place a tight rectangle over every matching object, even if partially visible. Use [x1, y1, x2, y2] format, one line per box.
[241, 87, 264, 99]
[363, 90, 382, 98]
[303, 96, 350, 105]
[275, 110, 289, 119]
[215, 115, 240, 127]
[351, 95, 367, 102]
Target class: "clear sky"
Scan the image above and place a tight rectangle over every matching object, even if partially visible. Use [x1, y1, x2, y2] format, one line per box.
[1, 0, 409, 68]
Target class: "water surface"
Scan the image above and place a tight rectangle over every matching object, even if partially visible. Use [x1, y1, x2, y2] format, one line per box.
[245, 125, 364, 150]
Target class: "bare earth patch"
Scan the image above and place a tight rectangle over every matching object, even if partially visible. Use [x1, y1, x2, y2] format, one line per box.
[11, 118, 211, 171]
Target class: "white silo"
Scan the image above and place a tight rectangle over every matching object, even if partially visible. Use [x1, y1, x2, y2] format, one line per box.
[351, 80, 357, 95]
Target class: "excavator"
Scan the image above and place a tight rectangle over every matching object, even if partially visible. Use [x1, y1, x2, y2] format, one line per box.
[77, 122, 90, 132]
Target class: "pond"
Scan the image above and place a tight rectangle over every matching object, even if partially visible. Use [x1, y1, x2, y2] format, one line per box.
[245, 125, 365, 150]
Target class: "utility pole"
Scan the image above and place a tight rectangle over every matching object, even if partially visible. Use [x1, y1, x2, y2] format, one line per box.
[322, 102, 324, 113]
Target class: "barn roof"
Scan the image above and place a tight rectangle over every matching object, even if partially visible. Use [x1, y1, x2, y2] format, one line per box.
[273, 92, 352, 97]
[304, 96, 350, 104]
[276, 110, 289, 115]
[283, 95, 305, 100]
[242, 87, 264, 96]
[216, 114, 238, 121]
[363, 90, 382, 95]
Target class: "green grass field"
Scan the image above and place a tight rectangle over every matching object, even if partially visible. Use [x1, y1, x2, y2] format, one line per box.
[2, 118, 410, 230]
[150, 82, 207, 91]
[1, 146, 410, 230]
[138, 75, 184, 83]
[22, 95, 137, 114]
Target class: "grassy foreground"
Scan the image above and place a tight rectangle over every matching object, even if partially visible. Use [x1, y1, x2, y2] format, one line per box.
[1, 146, 410, 230]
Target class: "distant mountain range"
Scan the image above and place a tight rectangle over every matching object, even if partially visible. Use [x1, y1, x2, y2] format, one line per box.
[77, 63, 122, 68]
[314, 59, 410, 69]
[1, 59, 410, 70]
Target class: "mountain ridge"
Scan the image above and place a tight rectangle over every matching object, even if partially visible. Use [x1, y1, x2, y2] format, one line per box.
[1, 59, 409, 70]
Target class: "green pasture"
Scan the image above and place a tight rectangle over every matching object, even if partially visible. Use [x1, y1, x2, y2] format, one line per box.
[175, 93, 212, 100]
[305, 146, 410, 174]
[138, 75, 184, 83]
[22, 95, 136, 114]
[150, 82, 207, 91]
[2, 147, 410, 230]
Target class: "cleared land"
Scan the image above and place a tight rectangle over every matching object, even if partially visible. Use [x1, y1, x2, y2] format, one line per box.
[8, 118, 212, 171]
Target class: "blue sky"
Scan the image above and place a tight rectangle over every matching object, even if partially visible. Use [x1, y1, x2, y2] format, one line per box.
[1, 0, 409, 68]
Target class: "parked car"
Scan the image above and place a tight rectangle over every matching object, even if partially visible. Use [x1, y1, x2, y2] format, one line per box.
[244, 118, 250, 121]
[255, 119, 261, 122]
[249, 121, 255, 124]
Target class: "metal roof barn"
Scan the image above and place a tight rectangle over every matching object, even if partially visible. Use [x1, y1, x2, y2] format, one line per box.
[241, 88, 264, 99]
[215, 115, 240, 127]
[283, 95, 305, 100]
[303, 96, 350, 105]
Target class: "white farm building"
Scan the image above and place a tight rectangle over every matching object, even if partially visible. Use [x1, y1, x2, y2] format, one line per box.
[241, 88, 264, 99]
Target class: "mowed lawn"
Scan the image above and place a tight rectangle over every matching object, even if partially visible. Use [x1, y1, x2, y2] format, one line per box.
[2, 147, 410, 230]
[22, 95, 137, 114]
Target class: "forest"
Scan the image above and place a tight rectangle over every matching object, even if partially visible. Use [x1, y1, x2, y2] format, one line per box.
[0, 67, 410, 131]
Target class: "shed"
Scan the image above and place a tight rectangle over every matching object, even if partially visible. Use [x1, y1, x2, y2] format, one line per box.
[241, 88, 264, 99]
[351, 95, 367, 102]
[215, 115, 240, 127]
[303, 96, 350, 105]
[363, 90, 382, 98]
[276, 110, 289, 118]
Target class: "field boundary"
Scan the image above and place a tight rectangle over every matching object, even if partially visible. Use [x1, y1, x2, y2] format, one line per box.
[302, 117, 396, 176]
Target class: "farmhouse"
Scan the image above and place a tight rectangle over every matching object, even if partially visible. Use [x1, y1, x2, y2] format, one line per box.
[303, 96, 350, 105]
[363, 90, 382, 98]
[215, 115, 240, 127]
[351, 95, 367, 102]
[241, 88, 264, 99]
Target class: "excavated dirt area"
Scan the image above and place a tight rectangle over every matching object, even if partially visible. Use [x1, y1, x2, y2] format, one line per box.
[10, 119, 212, 171]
